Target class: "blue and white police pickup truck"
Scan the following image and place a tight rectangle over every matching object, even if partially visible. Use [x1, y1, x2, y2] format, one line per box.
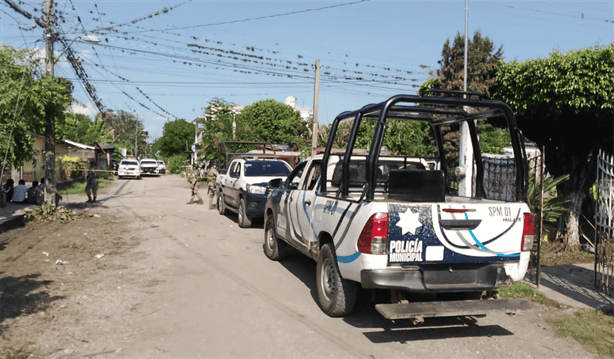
[264, 90, 534, 320]
[216, 142, 293, 228]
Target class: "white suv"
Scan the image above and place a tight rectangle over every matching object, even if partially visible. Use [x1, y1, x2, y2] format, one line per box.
[156, 160, 167, 174]
[118, 158, 141, 179]
[140, 158, 159, 176]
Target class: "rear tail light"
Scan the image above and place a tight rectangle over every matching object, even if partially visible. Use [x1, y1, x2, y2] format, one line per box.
[357, 213, 388, 255]
[521, 213, 534, 252]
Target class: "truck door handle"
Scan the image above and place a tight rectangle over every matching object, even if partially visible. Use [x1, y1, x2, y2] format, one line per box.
[305, 199, 312, 206]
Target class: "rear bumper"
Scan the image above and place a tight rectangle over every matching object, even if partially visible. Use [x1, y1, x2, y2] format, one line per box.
[361, 263, 508, 293]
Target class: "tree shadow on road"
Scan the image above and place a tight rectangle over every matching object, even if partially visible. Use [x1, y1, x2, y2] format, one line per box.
[0, 273, 65, 331]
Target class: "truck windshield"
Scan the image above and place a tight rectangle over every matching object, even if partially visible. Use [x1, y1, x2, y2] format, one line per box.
[245, 161, 291, 176]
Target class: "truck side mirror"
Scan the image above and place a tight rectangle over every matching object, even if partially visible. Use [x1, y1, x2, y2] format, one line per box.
[269, 178, 283, 189]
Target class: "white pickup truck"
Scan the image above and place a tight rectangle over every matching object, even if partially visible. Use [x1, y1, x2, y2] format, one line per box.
[264, 90, 534, 320]
[216, 156, 293, 228]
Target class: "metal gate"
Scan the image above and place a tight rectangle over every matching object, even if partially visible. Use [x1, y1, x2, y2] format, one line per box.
[595, 149, 614, 296]
[482, 150, 545, 286]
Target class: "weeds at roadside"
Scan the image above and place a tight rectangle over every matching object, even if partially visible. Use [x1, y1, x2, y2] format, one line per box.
[548, 309, 614, 357]
[499, 281, 566, 308]
[58, 178, 110, 195]
[24, 205, 77, 222]
[501, 281, 614, 356]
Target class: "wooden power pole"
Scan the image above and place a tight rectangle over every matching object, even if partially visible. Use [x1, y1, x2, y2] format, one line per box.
[311, 60, 320, 156]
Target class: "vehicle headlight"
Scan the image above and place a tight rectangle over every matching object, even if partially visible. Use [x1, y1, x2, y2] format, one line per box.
[247, 184, 267, 194]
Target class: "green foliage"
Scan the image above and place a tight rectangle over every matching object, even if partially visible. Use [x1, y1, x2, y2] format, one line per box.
[499, 281, 564, 308]
[493, 46, 614, 247]
[0, 47, 73, 168]
[198, 98, 238, 164]
[527, 173, 571, 234]
[56, 155, 84, 180]
[494, 47, 614, 113]
[430, 30, 503, 97]
[548, 309, 614, 357]
[237, 99, 306, 148]
[168, 153, 189, 174]
[101, 110, 148, 157]
[58, 178, 110, 195]
[478, 125, 510, 154]
[58, 113, 112, 144]
[153, 118, 194, 157]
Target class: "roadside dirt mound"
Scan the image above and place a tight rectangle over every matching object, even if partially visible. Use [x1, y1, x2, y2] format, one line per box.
[0, 206, 142, 358]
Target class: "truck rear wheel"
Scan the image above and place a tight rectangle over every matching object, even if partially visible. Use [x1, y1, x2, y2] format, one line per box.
[316, 243, 357, 317]
[264, 214, 286, 261]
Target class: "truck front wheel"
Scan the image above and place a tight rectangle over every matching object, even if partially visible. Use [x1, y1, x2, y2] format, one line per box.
[316, 243, 357, 317]
[218, 192, 228, 215]
[264, 214, 286, 261]
[238, 198, 252, 228]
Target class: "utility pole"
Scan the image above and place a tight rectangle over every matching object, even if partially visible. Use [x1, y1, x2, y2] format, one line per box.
[135, 114, 138, 158]
[311, 60, 320, 156]
[44, 0, 57, 205]
[458, 0, 473, 197]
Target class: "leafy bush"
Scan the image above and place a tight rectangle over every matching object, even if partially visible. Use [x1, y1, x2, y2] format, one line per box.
[168, 154, 189, 174]
[56, 155, 84, 180]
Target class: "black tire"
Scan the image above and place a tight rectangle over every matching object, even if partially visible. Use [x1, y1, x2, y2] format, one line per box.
[218, 192, 228, 215]
[238, 198, 252, 228]
[264, 214, 286, 261]
[316, 243, 358, 317]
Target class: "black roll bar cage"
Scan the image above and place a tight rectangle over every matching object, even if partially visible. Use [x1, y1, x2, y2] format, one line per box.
[319, 91, 528, 202]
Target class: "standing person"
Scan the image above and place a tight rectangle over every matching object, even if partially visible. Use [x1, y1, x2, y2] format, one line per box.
[85, 169, 98, 203]
[206, 164, 219, 209]
[35, 178, 45, 205]
[27, 180, 38, 204]
[11, 180, 28, 203]
[3, 179, 14, 202]
[186, 166, 204, 205]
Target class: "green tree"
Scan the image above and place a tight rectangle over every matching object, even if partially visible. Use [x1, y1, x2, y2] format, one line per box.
[237, 99, 304, 148]
[419, 31, 510, 171]
[153, 118, 194, 158]
[0, 47, 73, 169]
[198, 98, 238, 165]
[58, 113, 112, 144]
[100, 110, 148, 157]
[493, 46, 614, 250]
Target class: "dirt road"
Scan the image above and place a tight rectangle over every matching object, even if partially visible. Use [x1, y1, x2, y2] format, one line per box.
[0, 175, 596, 358]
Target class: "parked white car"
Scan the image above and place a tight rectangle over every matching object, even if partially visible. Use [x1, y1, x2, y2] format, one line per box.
[140, 158, 159, 176]
[156, 160, 166, 174]
[118, 158, 141, 179]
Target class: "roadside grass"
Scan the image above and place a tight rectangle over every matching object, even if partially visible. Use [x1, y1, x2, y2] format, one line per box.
[548, 309, 614, 357]
[58, 178, 111, 195]
[499, 281, 564, 308]
[500, 281, 614, 357]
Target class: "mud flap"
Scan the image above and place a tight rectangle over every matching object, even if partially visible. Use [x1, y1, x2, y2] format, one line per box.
[375, 299, 532, 320]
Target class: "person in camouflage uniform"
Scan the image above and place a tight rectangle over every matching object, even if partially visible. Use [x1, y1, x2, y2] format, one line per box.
[186, 166, 204, 205]
[206, 164, 219, 209]
[85, 169, 98, 203]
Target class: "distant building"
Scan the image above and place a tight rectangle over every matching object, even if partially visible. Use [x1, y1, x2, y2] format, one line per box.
[284, 96, 312, 122]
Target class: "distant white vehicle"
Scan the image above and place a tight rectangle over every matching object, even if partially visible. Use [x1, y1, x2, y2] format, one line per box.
[156, 160, 166, 174]
[140, 158, 159, 176]
[118, 158, 141, 179]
